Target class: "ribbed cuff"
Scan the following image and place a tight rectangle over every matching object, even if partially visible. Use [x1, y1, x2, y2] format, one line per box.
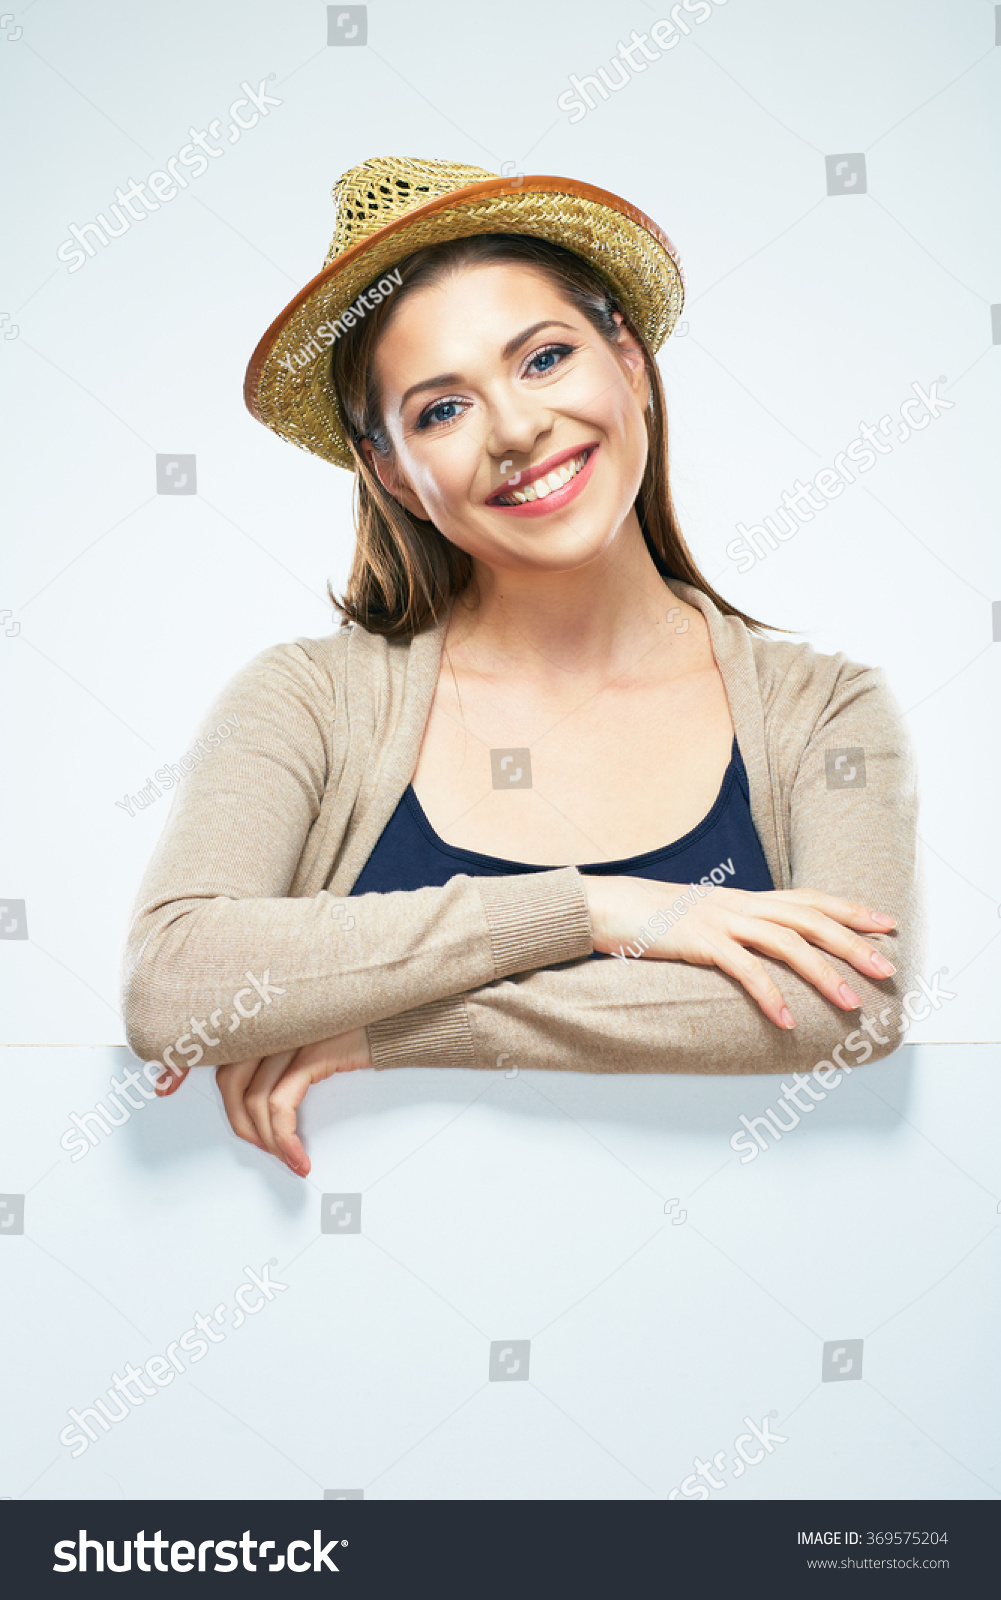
[475, 865, 594, 975]
[367, 996, 475, 1071]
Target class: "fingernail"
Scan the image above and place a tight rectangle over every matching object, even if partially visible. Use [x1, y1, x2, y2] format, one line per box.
[869, 911, 896, 927]
[870, 951, 896, 976]
[779, 1007, 795, 1029]
[839, 982, 861, 1008]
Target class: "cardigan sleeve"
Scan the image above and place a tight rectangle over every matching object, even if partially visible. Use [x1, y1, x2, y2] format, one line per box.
[367, 659, 928, 1075]
[119, 641, 593, 1070]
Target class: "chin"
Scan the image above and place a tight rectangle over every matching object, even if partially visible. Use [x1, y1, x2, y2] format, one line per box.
[472, 499, 628, 569]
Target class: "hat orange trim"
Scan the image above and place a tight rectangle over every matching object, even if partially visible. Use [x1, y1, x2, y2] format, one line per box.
[244, 174, 684, 423]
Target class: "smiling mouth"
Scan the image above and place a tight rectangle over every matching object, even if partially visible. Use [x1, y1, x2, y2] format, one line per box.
[490, 448, 594, 506]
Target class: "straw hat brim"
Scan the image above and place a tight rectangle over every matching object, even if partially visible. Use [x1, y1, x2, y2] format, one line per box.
[244, 174, 686, 470]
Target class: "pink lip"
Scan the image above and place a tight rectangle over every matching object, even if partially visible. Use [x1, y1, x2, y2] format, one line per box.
[485, 444, 599, 518]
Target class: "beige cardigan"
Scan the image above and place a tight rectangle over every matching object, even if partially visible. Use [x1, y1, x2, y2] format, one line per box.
[120, 579, 925, 1077]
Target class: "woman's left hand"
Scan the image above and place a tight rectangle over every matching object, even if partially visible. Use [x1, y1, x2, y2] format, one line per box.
[154, 1029, 373, 1176]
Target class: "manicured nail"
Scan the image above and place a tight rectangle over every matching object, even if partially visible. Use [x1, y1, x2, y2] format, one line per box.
[779, 1007, 795, 1029]
[869, 911, 896, 927]
[839, 983, 861, 1008]
[870, 951, 896, 976]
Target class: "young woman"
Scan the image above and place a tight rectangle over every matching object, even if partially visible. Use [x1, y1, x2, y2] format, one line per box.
[121, 158, 923, 1179]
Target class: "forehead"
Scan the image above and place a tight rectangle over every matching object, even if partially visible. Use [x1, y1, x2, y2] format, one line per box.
[373, 261, 583, 393]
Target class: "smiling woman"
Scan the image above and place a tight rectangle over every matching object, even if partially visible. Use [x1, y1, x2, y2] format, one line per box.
[327, 228, 753, 637]
[120, 157, 924, 1179]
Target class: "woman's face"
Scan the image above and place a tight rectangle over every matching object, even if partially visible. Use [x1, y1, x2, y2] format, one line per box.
[364, 261, 652, 576]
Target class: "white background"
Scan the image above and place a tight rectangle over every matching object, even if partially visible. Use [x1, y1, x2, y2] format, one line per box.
[0, 0, 998, 1502]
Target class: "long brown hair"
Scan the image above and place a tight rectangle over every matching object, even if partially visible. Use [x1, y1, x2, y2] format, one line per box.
[329, 234, 782, 636]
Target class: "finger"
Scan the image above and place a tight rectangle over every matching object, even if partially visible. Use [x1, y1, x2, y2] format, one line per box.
[154, 1063, 189, 1097]
[216, 1057, 271, 1152]
[723, 916, 870, 1012]
[264, 1060, 319, 1176]
[242, 1051, 299, 1161]
[691, 926, 796, 1030]
[758, 888, 896, 932]
[263, 1034, 374, 1177]
[729, 899, 897, 987]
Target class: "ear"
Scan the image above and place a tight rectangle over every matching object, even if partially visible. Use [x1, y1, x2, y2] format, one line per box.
[610, 311, 651, 409]
[359, 437, 431, 520]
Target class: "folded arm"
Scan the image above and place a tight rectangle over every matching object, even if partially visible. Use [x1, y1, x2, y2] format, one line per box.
[119, 641, 593, 1071]
[366, 659, 927, 1075]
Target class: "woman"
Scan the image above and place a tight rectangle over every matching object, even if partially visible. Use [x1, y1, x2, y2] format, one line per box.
[121, 157, 923, 1178]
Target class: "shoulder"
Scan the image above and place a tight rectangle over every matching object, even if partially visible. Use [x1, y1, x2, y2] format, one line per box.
[230, 619, 417, 695]
[215, 617, 445, 732]
[743, 628, 916, 807]
[747, 631, 903, 732]
[673, 579, 911, 757]
[672, 578, 886, 709]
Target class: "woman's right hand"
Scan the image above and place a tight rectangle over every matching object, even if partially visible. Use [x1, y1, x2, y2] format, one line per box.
[581, 875, 898, 1030]
[155, 1029, 372, 1176]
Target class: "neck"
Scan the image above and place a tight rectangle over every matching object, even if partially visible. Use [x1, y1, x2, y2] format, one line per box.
[447, 511, 679, 681]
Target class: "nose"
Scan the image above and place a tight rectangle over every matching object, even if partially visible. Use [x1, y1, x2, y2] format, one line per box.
[482, 385, 554, 466]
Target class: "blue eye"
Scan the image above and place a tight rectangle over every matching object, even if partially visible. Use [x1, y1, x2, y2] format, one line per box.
[414, 343, 576, 430]
[527, 343, 574, 374]
[417, 397, 464, 429]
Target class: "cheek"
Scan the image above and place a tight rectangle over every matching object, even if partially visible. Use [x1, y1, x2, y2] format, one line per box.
[573, 373, 648, 491]
[401, 435, 481, 517]
[567, 364, 642, 440]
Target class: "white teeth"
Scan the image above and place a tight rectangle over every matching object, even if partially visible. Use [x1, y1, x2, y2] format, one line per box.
[494, 449, 590, 504]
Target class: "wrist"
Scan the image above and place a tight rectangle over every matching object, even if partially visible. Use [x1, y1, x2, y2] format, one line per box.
[580, 874, 616, 951]
[350, 1026, 373, 1071]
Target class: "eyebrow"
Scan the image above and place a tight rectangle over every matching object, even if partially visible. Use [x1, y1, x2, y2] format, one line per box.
[398, 320, 576, 413]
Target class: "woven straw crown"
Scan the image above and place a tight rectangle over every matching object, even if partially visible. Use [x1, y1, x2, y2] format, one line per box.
[244, 156, 686, 470]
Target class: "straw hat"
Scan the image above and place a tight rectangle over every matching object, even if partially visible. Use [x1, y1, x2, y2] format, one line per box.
[244, 156, 686, 470]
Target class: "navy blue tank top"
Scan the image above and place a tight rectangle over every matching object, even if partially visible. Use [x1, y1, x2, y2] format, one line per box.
[351, 736, 774, 911]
